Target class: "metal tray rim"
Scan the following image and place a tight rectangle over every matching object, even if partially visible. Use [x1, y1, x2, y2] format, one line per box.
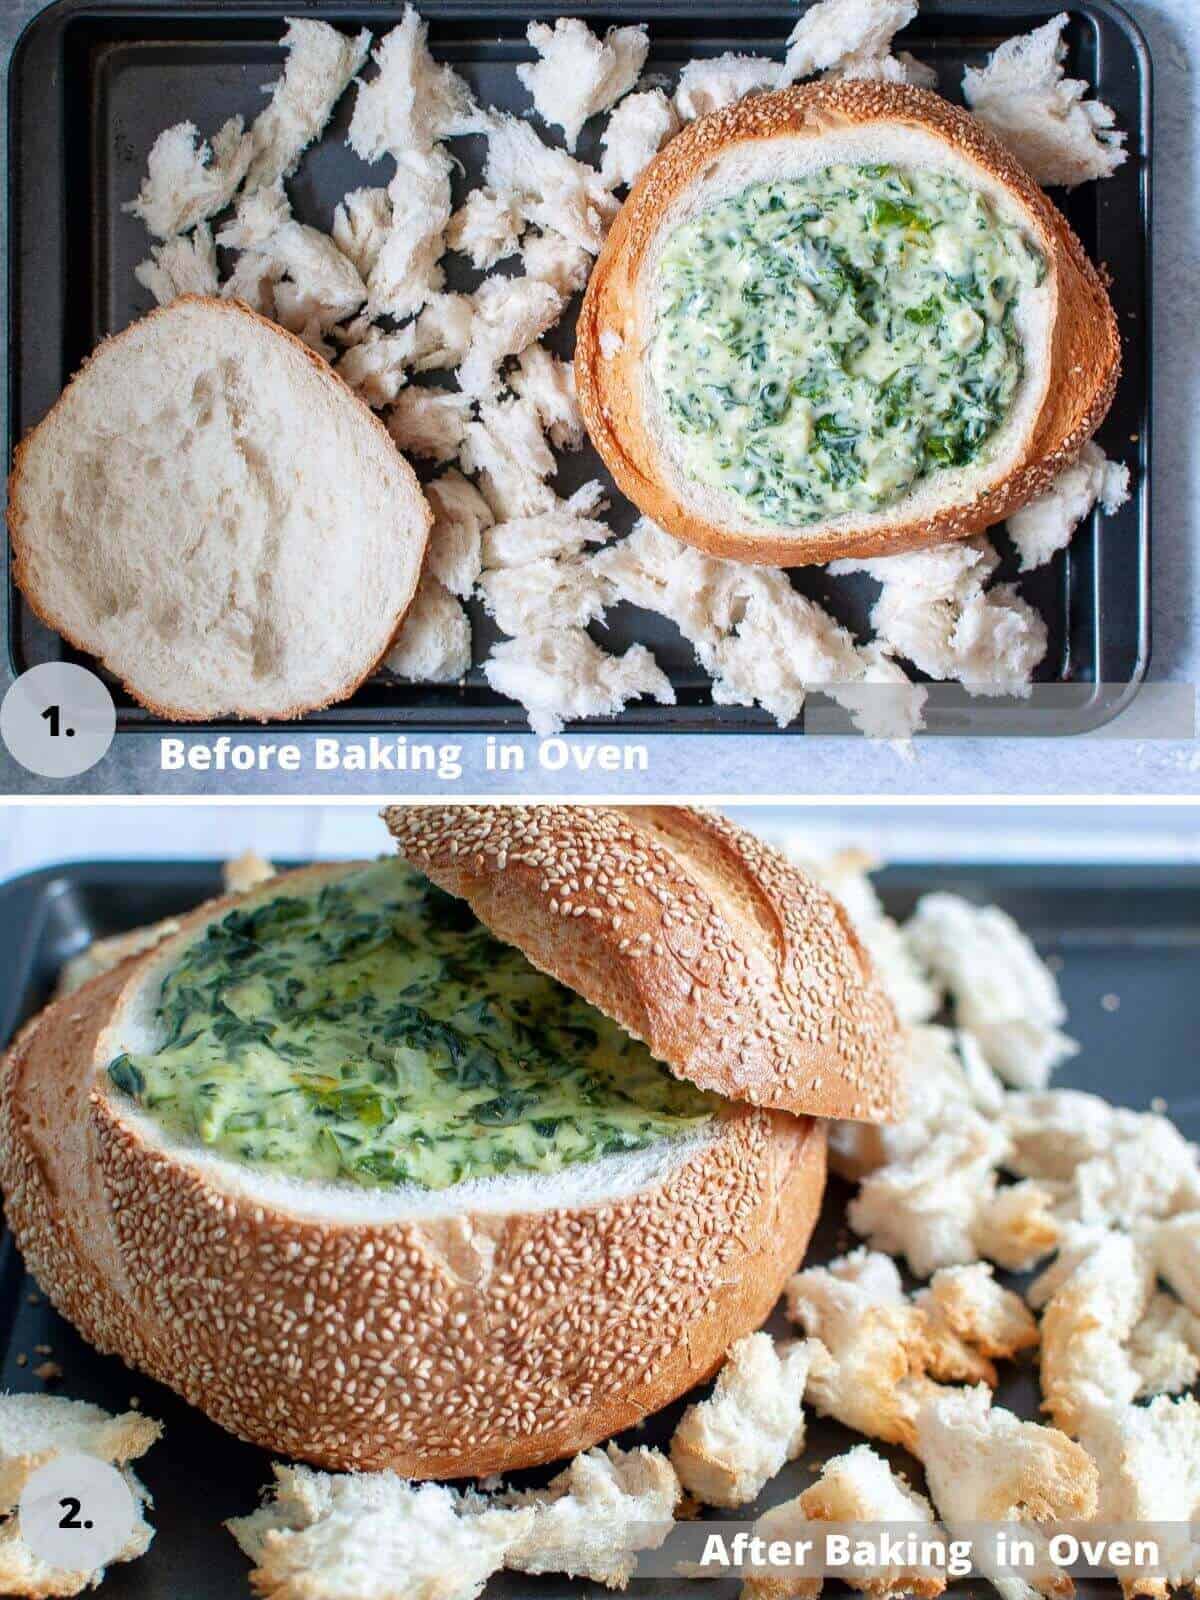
[3, 0, 1154, 740]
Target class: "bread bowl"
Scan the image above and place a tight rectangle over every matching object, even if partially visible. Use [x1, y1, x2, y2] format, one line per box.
[576, 80, 1121, 567]
[0, 806, 899, 1478]
[7, 295, 431, 722]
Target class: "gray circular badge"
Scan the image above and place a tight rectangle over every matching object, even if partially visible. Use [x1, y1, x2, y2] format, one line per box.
[18, 1452, 139, 1573]
[1, 663, 116, 778]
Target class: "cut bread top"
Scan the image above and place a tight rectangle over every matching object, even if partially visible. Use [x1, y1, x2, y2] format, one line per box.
[8, 296, 431, 720]
[384, 804, 903, 1123]
[577, 81, 1120, 567]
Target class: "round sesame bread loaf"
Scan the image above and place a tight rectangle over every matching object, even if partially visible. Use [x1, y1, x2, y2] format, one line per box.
[576, 81, 1120, 567]
[8, 296, 431, 721]
[0, 859, 827, 1478]
[384, 804, 901, 1124]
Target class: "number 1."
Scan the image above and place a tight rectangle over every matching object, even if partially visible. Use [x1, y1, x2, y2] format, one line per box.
[41, 705, 61, 737]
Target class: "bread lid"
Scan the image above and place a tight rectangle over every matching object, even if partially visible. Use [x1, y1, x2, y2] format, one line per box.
[383, 804, 902, 1124]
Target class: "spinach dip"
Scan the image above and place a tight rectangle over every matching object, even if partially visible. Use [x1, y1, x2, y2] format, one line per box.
[107, 861, 716, 1191]
[650, 163, 1046, 526]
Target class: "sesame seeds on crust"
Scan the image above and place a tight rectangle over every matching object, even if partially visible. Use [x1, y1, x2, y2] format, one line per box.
[576, 81, 1121, 567]
[0, 872, 827, 1479]
[383, 804, 902, 1124]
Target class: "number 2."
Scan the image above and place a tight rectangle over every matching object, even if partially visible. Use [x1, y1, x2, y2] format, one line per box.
[41, 705, 61, 737]
[58, 1497, 83, 1529]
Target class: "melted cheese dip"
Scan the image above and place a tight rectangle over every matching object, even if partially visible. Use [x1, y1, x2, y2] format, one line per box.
[107, 861, 716, 1190]
[650, 163, 1045, 526]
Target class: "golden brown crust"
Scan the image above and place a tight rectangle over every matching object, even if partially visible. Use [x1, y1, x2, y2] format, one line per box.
[576, 81, 1121, 567]
[384, 804, 902, 1123]
[0, 861, 827, 1478]
[7, 295, 431, 724]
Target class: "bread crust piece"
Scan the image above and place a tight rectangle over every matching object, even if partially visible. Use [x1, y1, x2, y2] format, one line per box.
[576, 81, 1120, 567]
[383, 805, 902, 1123]
[8, 295, 432, 722]
[0, 863, 827, 1479]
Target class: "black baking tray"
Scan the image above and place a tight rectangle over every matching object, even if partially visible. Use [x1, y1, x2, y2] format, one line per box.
[1, 855, 1196, 1597]
[5, 0, 1151, 738]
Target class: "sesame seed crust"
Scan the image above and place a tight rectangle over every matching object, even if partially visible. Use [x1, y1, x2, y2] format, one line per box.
[575, 81, 1121, 567]
[0, 863, 827, 1479]
[383, 805, 902, 1124]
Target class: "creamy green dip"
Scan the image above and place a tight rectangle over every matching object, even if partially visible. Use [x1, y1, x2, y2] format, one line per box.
[650, 163, 1045, 526]
[106, 860, 716, 1191]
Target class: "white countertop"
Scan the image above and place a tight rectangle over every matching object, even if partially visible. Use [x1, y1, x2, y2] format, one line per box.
[1, 0, 1195, 797]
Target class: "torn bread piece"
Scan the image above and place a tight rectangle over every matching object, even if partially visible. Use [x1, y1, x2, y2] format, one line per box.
[1003, 1091, 1200, 1227]
[0, 1393, 161, 1597]
[387, 388, 474, 465]
[848, 1113, 1059, 1277]
[334, 327, 420, 408]
[217, 179, 293, 251]
[670, 1333, 818, 1508]
[963, 13, 1127, 189]
[743, 1444, 947, 1600]
[382, 576, 471, 684]
[1038, 1229, 1154, 1432]
[783, 1251, 934, 1450]
[521, 229, 593, 297]
[0, 1470, 154, 1598]
[347, 6, 481, 165]
[251, 220, 368, 335]
[673, 54, 782, 121]
[411, 294, 476, 373]
[1153, 1212, 1200, 1315]
[1006, 440, 1131, 572]
[904, 892, 1077, 1089]
[509, 346, 584, 451]
[1128, 1292, 1200, 1400]
[830, 539, 1049, 702]
[517, 20, 648, 153]
[780, 0, 916, 86]
[916, 1263, 1039, 1384]
[135, 222, 219, 305]
[482, 629, 674, 736]
[222, 249, 286, 316]
[479, 555, 611, 637]
[221, 853, 277, 896]
[459, 397, 558, 520]
[1076, 1395, 1200, 1600]
[830, 49, 937, 89]
[915, 1385, 1097, 1600]
[420, 469, 494, 597]
[331, 187, 393, 279]
[447, 188, 525, 271]
[228, 1464, 533, 1600]
[366, 150, 452, 322]
[245, 19, 371, 192]
[481, 486, 611, 570]
[499, 1443, 679, 1588]
[0, 1394, 161, 1513]
[457, 277, 566, 400]
[481, 114, 619, 254]
[600, 90, 681, 190]
[124, 117, 252, 239]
